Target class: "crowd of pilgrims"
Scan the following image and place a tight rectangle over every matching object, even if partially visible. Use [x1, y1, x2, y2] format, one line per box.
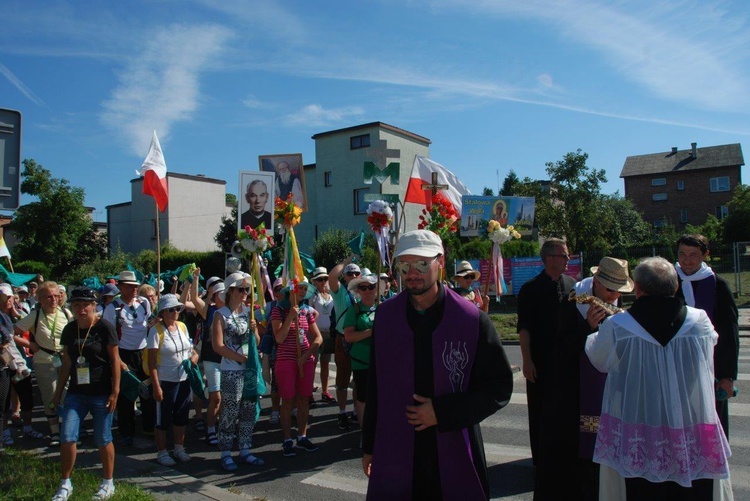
[0, 259, 484, 499]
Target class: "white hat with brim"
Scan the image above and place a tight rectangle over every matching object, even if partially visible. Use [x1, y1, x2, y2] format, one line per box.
[206, 276, 222, 290]
[590, 257, 634, 293]
[0, 284, 13, 297]
[117, 270, 140, 285]
[224, 272, 251, 289]
[211, 282, 226, 297]
[282, 278, 315, 301]
[348, 274, 379, 292]
[452, 260, 481, 281]
[394, 230, 444, 258]
[311, 267, 329, 280]
[157, 293, 184, 314]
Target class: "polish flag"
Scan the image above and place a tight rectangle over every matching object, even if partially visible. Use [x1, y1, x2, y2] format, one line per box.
[137, 130, 169, 212]
[404, 155, 471, 214]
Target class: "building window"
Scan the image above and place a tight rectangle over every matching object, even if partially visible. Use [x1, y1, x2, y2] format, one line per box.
[651, 178, 667, 187]
[354, 188, 370, 214]
[652, 193, 668, 201]
[350, 134, 371, 149]
[324, 171, 332, 187]
[677, 180, 685, 190]
[710, 176, 730, 192]
[715, 205, 728, 220]
[680, 209, 688, 223]
[653, 219, 665, 228]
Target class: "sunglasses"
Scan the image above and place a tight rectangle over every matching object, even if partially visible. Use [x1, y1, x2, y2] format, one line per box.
[313, 277, 327, 282]
[394, 256, 439, 275]
[129, 305, 138, 319]
[235, 287, 250, 293]
[357, 283, 377, 291]
[345, 271, 361, 277]
[164, 307, 181, 313]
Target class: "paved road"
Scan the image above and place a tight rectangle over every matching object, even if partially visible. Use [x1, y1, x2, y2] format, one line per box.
[110, 340, 748, 500]
[13, 339, 749, 500]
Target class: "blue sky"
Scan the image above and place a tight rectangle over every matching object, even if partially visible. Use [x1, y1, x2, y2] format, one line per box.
[2, 0, 749, 222]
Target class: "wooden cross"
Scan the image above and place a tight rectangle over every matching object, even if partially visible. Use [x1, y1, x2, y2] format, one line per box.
[421, 171, 449, 205]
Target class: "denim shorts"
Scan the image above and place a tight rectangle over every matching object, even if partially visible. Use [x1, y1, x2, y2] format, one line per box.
[60, 392, 113, 447]
[202, 361, 221, 393]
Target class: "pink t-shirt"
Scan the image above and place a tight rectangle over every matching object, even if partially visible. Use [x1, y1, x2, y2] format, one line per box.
[271, 304, 316, 361]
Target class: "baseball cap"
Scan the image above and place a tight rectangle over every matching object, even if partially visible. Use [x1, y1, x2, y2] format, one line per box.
[394, 230, 444, 258]
[343, 263, 361, 275]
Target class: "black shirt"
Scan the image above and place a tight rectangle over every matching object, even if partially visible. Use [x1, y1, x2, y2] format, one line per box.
[60, 319, 119, 396]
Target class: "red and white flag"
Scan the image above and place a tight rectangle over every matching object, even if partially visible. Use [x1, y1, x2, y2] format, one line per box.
[137, 130, 169, 212]
[404, 155, 471, 214]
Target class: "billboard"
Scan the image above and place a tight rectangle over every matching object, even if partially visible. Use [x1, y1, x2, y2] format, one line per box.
[460, 196, 535, 237]
[0, 108, 21, 210]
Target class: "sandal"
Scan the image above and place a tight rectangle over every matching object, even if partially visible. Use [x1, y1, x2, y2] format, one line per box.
[221, 455, 238, 472]
[194, 418, 206, 433]
[238, 452, 264, 466]
[206, 431, 218, 445]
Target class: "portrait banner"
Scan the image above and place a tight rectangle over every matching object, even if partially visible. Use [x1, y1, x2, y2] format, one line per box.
[259, 153, 307, 211]
[460, 196, 535, 237]
[239, 170, 275, 237]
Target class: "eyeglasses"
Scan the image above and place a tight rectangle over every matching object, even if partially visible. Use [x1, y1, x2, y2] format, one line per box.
[548, 254, 570, 260]
[236, 287, 250, 293]
[394, 256, 439, 275]
[313, 277, 327, 282]
[357, 284, 377, 291]
[345, 272, 361, 277]
[164, 307, 180, 313]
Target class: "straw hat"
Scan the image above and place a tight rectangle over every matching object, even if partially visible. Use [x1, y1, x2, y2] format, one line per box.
[590, 257, 634, 293]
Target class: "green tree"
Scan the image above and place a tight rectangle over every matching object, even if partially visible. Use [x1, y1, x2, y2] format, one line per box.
[482, 187, 494, 196]
[517, 150, 607, 252]
[500, 170, 520, 196]
[214, 207, 238, 252]
[722, 184, 750, 242]
[225, 193, 237, 205]
[12, 159, 104, 277]
[310, 227, 358, 272]
[596, 194, 652, 250]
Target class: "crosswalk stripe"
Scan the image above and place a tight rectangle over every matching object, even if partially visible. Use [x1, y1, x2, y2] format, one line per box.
[301, 469, 368, 495]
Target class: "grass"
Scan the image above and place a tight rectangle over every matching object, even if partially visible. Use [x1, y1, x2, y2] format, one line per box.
[0, 449, 154, 500]
[490, 313, 519, 341]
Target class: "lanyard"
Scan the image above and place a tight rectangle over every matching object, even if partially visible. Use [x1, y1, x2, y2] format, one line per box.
[77, 320, 95, 361]
[44, 309, 60, 343]
[164, 323, 187, 359]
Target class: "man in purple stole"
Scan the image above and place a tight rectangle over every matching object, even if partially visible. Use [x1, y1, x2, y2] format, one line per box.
[362, 230, 514, 500]
[675, 234, 738, 438]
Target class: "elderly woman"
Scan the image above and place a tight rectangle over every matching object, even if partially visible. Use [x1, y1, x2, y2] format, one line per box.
[271, 279, 322, 457]
[147, 294, 198, 466]
[212, 272, 264, 471]
[51, 287, 121, 501]
[343, 273, 378, 430]
[11, 282, 62, 443]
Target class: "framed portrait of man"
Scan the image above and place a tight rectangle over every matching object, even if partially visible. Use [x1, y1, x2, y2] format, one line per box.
[238, 170, 275, 236]
[258, 153, 307, 211]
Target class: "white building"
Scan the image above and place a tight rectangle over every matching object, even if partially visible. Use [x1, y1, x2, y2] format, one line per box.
[295, 122, 431, 250]
[107, 173, 232, 255]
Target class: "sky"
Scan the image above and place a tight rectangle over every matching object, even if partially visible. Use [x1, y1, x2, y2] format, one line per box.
[2, 0, 749, 222]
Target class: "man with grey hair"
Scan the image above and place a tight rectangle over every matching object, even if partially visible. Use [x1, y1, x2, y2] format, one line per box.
[586, 257, 731, 498]
[516, 237, 575, 465]
[240, 179, 272, 229]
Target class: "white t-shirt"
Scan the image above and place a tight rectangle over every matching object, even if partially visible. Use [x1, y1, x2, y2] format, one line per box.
[102, 297, 151, 350]
[146, 322, 192, 382]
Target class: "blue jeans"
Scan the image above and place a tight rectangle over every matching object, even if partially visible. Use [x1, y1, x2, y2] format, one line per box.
[60, 393, 113, 447]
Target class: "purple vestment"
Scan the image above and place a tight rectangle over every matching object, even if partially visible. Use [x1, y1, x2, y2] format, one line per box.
[367, 288, 486, 500]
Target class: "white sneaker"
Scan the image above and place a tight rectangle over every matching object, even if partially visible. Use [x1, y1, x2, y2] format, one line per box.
[91, 481, 115, 500]
[51, 483, 72, 501]
[156, 451, 176, 466]
[2, 429, 13, 446]
[173, 448, 191, 462]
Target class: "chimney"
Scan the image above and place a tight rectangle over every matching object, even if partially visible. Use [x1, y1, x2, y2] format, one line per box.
[671, 147, 678, 154]
[691, 142, 697, 158]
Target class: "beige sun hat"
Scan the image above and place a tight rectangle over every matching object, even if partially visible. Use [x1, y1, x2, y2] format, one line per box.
[452, 260, 481, 281]
[590, 257, 634, 293]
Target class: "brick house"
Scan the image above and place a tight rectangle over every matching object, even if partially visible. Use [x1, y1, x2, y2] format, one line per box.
[620, 143, 744, 228]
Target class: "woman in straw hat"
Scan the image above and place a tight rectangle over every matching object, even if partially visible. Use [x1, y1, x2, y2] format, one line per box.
[452, 261, 489, 313]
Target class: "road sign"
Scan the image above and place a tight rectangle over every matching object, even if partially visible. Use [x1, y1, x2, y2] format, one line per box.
[363, 193, 400, 204]
[0, 109, 21, 210]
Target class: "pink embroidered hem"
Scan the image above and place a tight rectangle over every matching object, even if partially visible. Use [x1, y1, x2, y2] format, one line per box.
[593, 413, 730, 488]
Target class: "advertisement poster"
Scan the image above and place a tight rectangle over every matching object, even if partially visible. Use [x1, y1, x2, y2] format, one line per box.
[460, 196, 535, 237]
[510, 256, 582, 295]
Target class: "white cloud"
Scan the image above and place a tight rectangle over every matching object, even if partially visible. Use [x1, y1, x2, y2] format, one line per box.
[100, 23, 232, 155]
[0, 63, 45, 106]
[284, 104, 365, 127]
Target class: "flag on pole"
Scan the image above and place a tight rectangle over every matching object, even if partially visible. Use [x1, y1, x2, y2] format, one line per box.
[404, 155, 471, 214]
[0, 236, 10, 259]
[136, 130, 169, 212]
